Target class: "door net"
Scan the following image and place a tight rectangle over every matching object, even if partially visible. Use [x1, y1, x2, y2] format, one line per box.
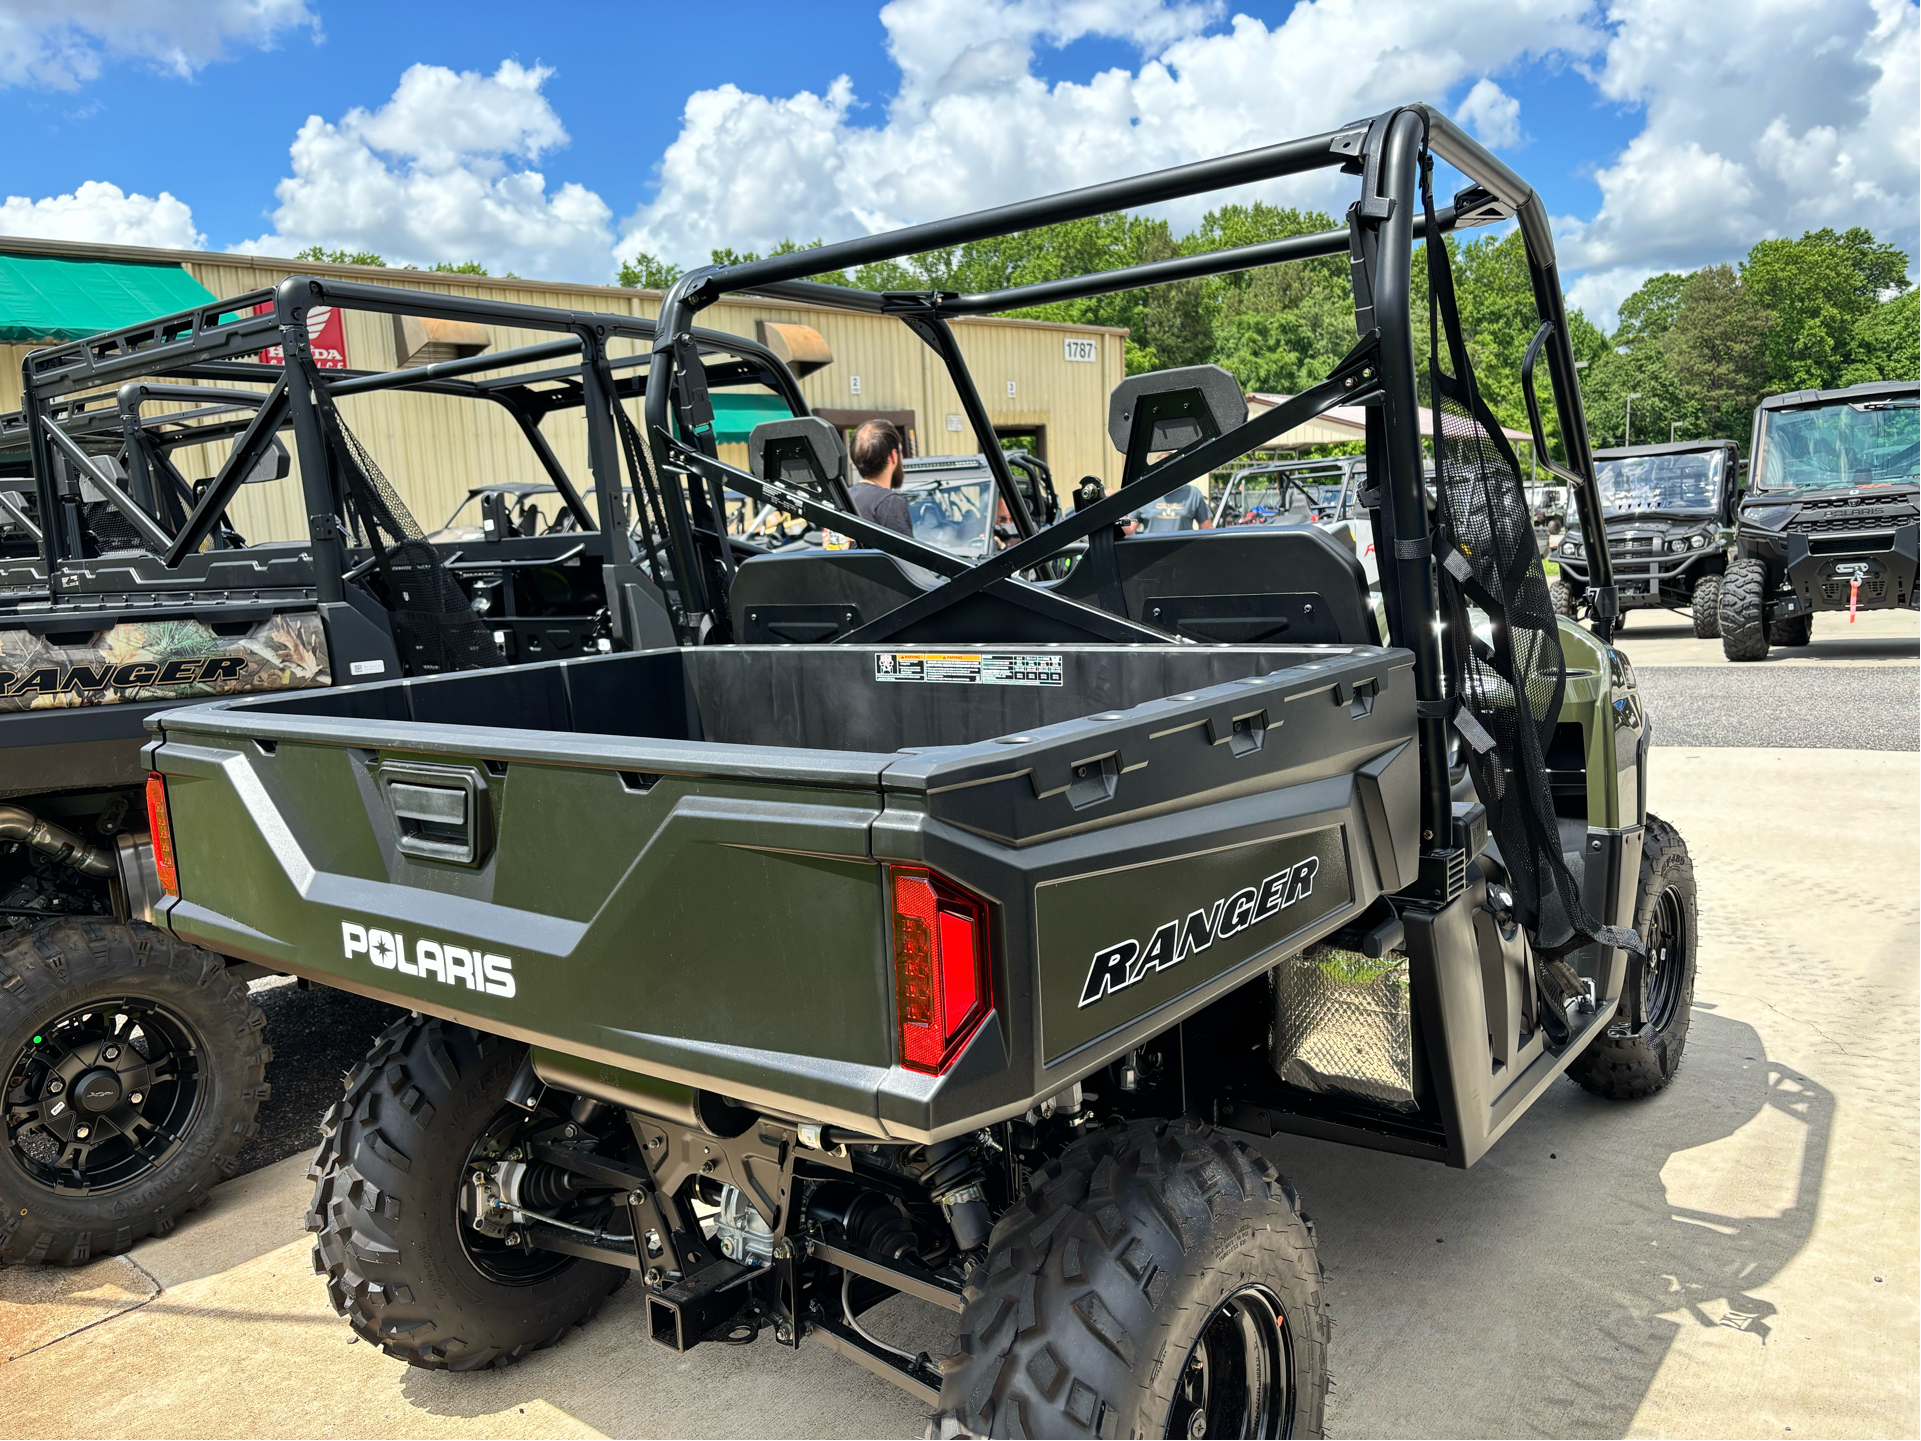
[1420, 155, 1638, 962]
[321, 405, 502, 674]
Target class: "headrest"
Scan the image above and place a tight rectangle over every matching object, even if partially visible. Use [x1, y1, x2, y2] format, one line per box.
[1107, 365, 1248, 456]
[748, 415, 847, 493]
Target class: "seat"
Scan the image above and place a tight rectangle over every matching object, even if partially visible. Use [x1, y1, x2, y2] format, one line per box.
[1055, 527, 1378, 645]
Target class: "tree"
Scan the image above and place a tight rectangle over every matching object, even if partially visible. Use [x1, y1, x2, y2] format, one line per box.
[1662, 264, 1773, 438]
[294, 245, 386, 267]
[1851, 287, 1921, 383]
[1612, 272, 1689, 349]
[430, 260, 488, 275]
[617, 251, 684, 289]
[1743, 227, 1912, 392]
[1581, 271, 1704, 446]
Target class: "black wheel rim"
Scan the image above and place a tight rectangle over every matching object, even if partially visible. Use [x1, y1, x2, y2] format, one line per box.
[5, 995, 206, 1194]
[455, 1107, 582, 1287]
[1640, 885, 1688, 1032]
[1165, 1284, 1296, 1439]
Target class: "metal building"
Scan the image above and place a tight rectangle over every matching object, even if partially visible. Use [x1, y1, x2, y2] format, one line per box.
[0, 237, 1127, 542]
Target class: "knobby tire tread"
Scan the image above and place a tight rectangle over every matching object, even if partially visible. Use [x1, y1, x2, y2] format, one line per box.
[1567, 814, 1696, 1101]
[306, 1014, 622, 1371]
[930, 1117, 1329, 1439]
[0, 920, 267, 1266]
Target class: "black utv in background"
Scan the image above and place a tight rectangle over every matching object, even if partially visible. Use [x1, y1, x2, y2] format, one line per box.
[1550, 439, 1739, 638]
[1720, 379, 1920, 660]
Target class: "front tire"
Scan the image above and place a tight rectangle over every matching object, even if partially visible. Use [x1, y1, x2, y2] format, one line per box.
[1568, 814, 1696, 1100]
[1718, 558, 1770, 661]
[1549, 579, 1578, 619]
[1691, 575, 1721, 639]
[933, 1118, 1328, 1439]
[1, 920, 268, 1266]
[307, 1015, 625, 1370]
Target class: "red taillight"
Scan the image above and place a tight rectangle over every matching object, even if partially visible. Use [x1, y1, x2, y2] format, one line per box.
[891, 867, 990, 1075]
[146, 771, 179, 898]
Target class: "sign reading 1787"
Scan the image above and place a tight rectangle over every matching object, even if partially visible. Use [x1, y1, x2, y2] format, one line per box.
[1063, 337, 1098, 363]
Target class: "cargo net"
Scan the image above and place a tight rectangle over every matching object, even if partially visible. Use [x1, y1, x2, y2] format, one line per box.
[321, 405, 501, 674]
[1420, 156, 1637, 961]
[80, 501, 147, 554]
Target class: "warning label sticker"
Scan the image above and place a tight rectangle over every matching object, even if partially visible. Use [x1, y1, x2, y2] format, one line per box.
[874, 652, 1064, 686]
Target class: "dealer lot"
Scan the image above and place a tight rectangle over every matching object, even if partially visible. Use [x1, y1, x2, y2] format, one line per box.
[4, 619, 1916, 1440]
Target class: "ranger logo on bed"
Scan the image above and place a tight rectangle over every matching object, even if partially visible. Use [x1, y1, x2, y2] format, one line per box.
[1078, 856, 1320, 1007]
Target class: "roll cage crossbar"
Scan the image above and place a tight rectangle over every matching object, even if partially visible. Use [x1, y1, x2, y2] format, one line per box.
[16, 277, 807, 648]
[644, 102, 1617, 845]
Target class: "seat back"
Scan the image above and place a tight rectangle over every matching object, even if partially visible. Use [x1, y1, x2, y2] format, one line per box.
[1107, 365, 1247, 481]
[747, 416, 851, 505]
[1055, 527, 1377, 645]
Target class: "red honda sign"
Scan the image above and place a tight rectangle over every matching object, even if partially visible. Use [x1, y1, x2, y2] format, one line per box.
[253, 302, 348, 369]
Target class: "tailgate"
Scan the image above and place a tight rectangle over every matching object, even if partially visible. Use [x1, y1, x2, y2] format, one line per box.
[150, 705, 902, 1133]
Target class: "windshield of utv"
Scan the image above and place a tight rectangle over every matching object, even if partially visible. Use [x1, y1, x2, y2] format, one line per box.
[1594, 450, 1724, 514]
[1756, 396, 1920, 491]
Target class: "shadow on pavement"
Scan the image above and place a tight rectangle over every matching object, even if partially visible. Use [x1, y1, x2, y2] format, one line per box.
[1256, 1008, 1831, 1438]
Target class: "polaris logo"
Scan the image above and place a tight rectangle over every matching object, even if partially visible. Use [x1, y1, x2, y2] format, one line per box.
[341, 920, 515, 998]
[1078, 857, 1320, 1008]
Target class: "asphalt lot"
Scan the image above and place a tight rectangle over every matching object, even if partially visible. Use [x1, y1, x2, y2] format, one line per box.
[6, 624, 1916, 1439]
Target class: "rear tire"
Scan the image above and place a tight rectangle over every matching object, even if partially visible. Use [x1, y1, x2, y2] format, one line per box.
[1691, 575, 1721, 639]
[932, 1118, 1328, 1439]
[307, 1015, 625, 1370]
[1568, 814, 1696, 1101]
[1718, 558, 1770, 661]
[1549, 579, 1578, 619]
[1768, 613, 1813, 647]
[1, 920, 268, 1266]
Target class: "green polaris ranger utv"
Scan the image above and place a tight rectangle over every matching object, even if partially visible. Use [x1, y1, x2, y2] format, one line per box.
[0, 284, 820, 1265]
[144, 106, 1695, 1438]
[1719, 379, 1919, 660]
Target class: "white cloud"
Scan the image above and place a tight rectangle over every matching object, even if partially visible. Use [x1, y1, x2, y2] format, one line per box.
[0, 0, 315, 90]
[1455, 77, 1522, 149]
[1559, 0, 1919, 281]
[0, 180, 204, 248]
[618, 0, 1600, 266]
[235, 60, 615, 281]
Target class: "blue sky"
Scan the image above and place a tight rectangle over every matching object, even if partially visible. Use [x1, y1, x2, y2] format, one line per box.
[0, 1, 1912, 329]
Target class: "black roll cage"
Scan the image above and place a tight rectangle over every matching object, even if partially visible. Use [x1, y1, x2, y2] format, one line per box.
[642, 102, 1619, 845]
[16, 277, 809, 648]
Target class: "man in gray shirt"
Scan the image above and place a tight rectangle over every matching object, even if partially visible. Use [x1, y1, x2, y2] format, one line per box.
[847, 420, 913, 536]
[1126, 483, 1214, 534]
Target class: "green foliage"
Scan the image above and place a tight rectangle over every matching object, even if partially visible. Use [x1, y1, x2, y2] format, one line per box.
[1852, 287, 1921, 383]
[617, 251, 684, 289]
[1661, 265, 1774, 438]
[429, 260, 489, 275]
[294, 245, 386, 268]
[1743, 227, 1912, 391]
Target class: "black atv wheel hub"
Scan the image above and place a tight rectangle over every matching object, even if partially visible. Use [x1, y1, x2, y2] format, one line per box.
[1640, 885, 1688, 1032]
[1166, 1284, 1296, 1438]
[5, 995, 205, 1194]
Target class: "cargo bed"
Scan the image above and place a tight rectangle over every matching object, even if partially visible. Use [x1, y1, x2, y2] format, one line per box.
[150, 642, 1418, 1139]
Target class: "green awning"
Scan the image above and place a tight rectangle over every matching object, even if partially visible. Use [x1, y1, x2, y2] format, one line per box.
[709, 392, 794, 443]
[0, 253, 219, 344]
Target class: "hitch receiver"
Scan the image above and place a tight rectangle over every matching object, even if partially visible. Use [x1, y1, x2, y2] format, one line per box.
[646, 1256, 756, 1352]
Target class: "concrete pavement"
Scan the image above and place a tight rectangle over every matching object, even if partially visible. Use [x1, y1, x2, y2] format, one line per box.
[4, 758, 1915, 1436]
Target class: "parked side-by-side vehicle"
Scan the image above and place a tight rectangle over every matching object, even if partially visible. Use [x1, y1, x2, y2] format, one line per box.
[1550, 438, 1740, 638]
[123, 105, 1699, 1439]
[1719, 379, 1919, 660]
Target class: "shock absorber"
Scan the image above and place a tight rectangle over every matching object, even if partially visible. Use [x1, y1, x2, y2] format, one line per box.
[917, 1137, 991, 1252]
